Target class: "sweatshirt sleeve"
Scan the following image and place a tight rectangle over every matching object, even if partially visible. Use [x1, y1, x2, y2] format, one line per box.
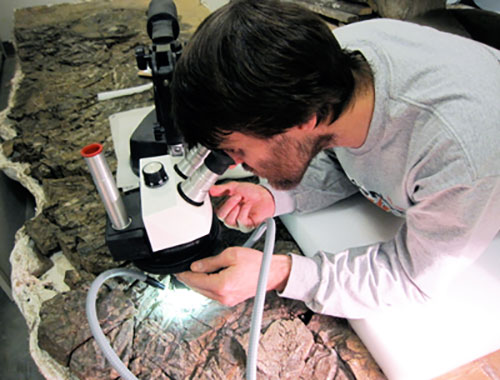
[279, 175, 500, 319]
[261, 150, 359, 216]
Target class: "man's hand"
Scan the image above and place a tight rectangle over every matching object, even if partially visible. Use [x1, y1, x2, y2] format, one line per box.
[175, 247, 292, 307]
[210, 182, 275, 232]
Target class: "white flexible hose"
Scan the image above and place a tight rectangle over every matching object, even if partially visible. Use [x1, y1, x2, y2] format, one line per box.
[86, 268, 146, 380]
[86, 219, 276, 380]
[245, 218, 276, 380]
[97, 83, 153, 101]
[242, 221, 268, 248]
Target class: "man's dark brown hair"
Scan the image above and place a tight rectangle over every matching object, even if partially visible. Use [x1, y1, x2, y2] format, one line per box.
[171, 0, 365, 148]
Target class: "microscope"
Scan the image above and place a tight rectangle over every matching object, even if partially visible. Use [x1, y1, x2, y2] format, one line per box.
[82, 5, 277, 379]
[81, 0, 234, 274]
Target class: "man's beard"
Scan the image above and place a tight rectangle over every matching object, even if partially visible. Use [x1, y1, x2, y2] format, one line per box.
[261, 133, 334, 191]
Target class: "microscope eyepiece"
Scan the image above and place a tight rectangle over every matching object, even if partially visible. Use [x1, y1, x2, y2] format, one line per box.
[204, 150, 235, 175]
[147, 0, 180, 44]
[178, 150, 234, 206]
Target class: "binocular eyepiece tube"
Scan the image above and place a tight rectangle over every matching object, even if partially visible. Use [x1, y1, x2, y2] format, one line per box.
[178, 149, 234, 206]
[174, 144, 210, 179]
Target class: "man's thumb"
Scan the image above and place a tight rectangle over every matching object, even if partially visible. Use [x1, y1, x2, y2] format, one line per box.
[190, 253, 229, 273]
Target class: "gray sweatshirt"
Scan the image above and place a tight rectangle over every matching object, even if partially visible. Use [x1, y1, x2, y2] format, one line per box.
[269, 19, 500, 318]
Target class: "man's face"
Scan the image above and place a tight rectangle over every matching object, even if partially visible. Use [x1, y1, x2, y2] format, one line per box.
[219, 129, 330, 190]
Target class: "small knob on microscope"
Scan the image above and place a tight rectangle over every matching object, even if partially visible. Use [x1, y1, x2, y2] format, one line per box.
[142, 161, 168, 188]
[135, 46, 148, 70]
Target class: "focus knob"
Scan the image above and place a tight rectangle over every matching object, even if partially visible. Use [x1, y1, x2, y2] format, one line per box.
[142, 161, 168, 188]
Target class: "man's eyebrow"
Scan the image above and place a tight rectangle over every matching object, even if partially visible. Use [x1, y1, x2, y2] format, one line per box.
[216, 144, 228, 151]
[216, 141, 232, 150]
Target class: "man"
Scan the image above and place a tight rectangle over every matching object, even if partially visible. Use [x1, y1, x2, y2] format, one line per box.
[172, 0, 500, 318]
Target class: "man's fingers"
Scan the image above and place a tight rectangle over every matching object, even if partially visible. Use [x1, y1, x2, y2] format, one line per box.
[238, 202, 255, 226]
[224, 203, 241, 227]
[175, 247, 265, 307]
[228, 203, 254, 232]
[217, 194, 242, 221]
[174, 274, 232, 306]
[175, 271, 216, 292]
[190, 251, 236, 273]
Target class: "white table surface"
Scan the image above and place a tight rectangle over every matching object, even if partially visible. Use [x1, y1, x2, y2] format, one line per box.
[281, 194, 500, 380]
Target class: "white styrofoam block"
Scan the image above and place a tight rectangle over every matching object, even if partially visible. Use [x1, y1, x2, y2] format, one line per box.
[281, 194, 500, 380]
[109, 106, 154, 192]
[201, 0, 229, 12]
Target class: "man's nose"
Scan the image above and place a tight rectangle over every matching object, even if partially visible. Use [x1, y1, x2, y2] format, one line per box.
[226, 151, 244, 165]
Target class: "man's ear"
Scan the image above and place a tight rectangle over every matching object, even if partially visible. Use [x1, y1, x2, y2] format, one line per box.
[297, 114, 317, 131]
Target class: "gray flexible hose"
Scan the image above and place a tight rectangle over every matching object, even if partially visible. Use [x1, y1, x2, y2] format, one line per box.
[86, 268, 147, 380]
[86, 219, 276, 380]
[242, 221, 268, 248]
[245, 218, 276, 380]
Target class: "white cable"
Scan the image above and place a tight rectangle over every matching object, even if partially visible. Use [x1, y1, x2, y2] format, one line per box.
[86, 268, 147, 380]
[86, 219, 276, 380]
[97, 83, 153, 101]
[242, 221, 267, 248]
[245, 218, 276, 380]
